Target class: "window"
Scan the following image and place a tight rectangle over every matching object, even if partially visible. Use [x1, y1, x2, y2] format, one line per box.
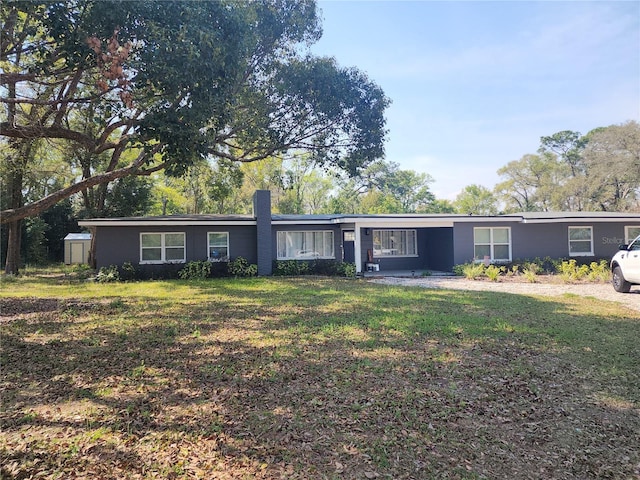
[277, 231, 334, 259]
[373, 230, 417, 257]
[208, 232, 229, 262]
[474, 227, 511, 262]
[625, 226, 640, 244]
[568, 226, 593, 256]
[140, 232, 185, 263]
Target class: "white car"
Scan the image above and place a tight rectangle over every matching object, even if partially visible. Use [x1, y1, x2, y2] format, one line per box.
[611, 235, 640, 293]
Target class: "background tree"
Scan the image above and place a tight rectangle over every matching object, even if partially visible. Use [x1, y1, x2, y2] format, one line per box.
[538, 130, 588, 211]
[453, 184, 499, 215]
[494, 153, 568, 212]
[581, 121, 640, 212]
[326, 160, 437, 214]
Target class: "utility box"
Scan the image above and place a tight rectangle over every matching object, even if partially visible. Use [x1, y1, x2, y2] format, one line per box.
[64, 233, 91, 265]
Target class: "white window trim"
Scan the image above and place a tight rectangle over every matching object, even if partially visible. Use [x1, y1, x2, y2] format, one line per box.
[140, 232, 186, 264]
[372, 229, 418, 258]
[473, 227, 512, 263]
[207, 231, 230, 262]
[625, 226, 640, 244]
[568, 226, 594, 257]
[276, 230, 335, 260]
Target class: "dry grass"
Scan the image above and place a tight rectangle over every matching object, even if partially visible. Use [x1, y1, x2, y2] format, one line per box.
[1, 274, 639, 479]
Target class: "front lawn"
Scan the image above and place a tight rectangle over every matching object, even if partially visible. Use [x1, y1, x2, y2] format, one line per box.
[1, 274, 639, 479]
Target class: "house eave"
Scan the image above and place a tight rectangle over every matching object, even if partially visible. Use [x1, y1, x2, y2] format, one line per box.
[79, 219, 257, 227]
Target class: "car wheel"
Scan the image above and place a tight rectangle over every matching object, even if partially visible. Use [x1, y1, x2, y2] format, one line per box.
[612, 266, 631, 293]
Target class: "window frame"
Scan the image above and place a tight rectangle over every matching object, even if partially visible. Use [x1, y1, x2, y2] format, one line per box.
[207, 231, 230, 263]
[276, 230, 335, 260]
[473, 227, 511, 263]
[568, 226, 594, 257]
[372, 229, 418, 258]
[625, 226, 640, 245]
[140, 232, 186, 264]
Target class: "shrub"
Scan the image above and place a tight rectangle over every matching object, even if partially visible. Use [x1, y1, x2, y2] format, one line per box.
[587, 260, 610, 282]
[178, 261, 211, 280]
[228, 257, 258, 277]
[96, 265, 120, 283]
[273, 260, 310, 276]
[120, 262, 137, 281]
[455, 262, 485, 280]
[337, 262, 357, 278]
[484, 264, 503, 282]
[71, 263, 94, 280]
[521, 262, 540, 283]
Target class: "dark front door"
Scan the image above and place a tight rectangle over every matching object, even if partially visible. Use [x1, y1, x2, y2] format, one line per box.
[343, 230, 355, 263]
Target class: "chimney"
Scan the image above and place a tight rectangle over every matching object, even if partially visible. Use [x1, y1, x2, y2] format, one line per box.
[253, 190, 272, 275]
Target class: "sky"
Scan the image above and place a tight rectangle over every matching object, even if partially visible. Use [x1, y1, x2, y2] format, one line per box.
[308, 0, 640, 200]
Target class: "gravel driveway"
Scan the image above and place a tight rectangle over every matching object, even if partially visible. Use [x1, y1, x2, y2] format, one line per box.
[369, 276, 640, 313]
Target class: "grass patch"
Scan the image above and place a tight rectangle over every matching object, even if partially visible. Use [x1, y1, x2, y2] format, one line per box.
[1, 273, 639, 479]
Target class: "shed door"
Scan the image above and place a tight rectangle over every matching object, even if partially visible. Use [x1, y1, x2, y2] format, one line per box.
[70, 242, 85, 264]
[343, 230, 355, 263]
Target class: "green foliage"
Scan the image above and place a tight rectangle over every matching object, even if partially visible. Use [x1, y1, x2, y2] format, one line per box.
[273, 260, 310, 276]
[120, 262, 137, 282]
[454, 262, 485, 280]
[227, 257, 258, 278]
[484, 265, 503, 282]
[337, 262, 357, 278]
[521, 262, 541, 283]
[557, 259, 609, 283]
[2, 0, 389, 227]
[96, 265, 120, 283]
[587, 260, 611, 282]
[273, 259, 355, 277]
[178, 261, 212, 280]
[453, 184, 499, 215]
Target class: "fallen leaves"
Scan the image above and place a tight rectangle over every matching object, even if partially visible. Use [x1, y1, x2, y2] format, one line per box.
[2, 279, 640, 479]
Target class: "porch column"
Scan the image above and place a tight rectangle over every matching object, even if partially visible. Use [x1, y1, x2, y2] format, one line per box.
[354, 224, 363, 273]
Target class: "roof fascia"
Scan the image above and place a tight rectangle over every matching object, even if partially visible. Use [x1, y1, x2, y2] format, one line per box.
[522, 217, 640, 224]
[78, 220, 257, 227]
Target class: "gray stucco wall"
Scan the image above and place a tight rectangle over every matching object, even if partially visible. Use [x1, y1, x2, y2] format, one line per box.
[452, 220, 638, 266]
[93, 224, 257, 270]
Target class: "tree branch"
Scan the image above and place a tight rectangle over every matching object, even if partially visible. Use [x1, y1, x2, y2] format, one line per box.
[0, 145, 160, 224]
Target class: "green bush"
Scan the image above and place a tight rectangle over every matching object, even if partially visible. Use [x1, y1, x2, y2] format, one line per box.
[273, 260, 310, 276]
[273, 259, 355, 277]
[228, 257, 258, 277]
[587, 260, 610, 282]
[557, 259, 609, 283]
[454, 262, 485, 280]
[337, 262, 357, 278]
[178, 261, 212, 280]
[96, 265, 120, 283]
[120, 262, 137, 281]
[521, 262, 540, 283]
[484, 264, 503, 282]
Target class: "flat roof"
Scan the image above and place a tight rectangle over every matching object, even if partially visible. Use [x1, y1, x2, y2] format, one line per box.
[79, 211, 640, 228]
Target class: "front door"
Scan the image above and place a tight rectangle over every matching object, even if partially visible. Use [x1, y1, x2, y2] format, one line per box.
[343, 230, 355, 263]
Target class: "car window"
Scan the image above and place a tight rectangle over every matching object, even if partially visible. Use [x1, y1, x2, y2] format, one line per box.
[630, 236, 640, 251]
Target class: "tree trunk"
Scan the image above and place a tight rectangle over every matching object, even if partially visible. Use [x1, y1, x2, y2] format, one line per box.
[4, 220, 22, 275]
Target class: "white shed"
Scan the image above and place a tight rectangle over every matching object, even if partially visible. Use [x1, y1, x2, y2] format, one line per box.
[64, 233, 91, 265]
